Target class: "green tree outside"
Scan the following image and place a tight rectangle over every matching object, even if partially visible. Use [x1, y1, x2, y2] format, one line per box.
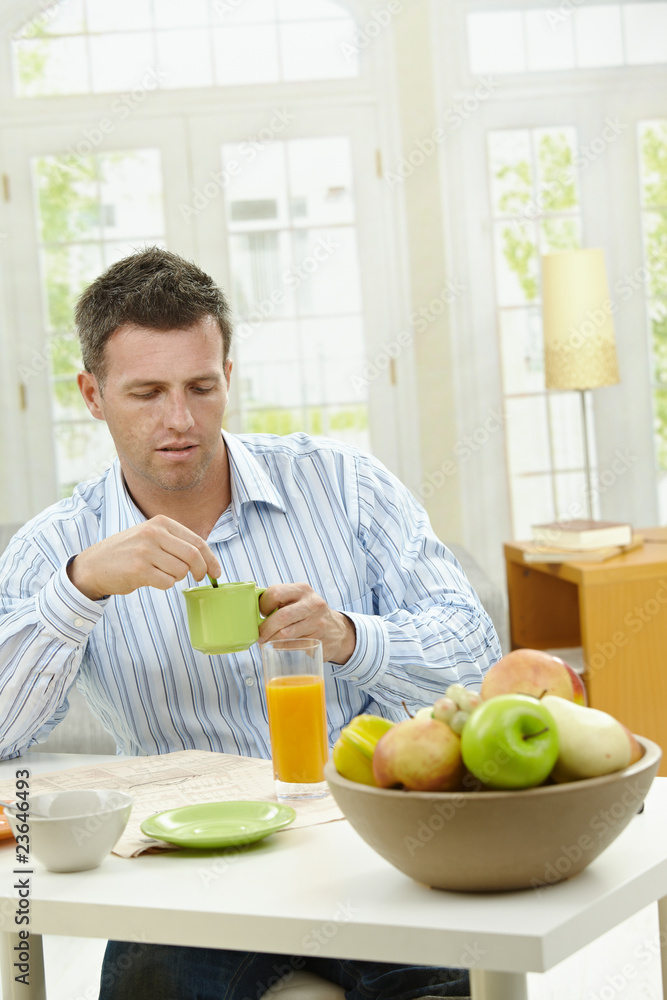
[641, 122, 667, 470]
[495, 130, 580, 302]
[34, 154, 99, 413]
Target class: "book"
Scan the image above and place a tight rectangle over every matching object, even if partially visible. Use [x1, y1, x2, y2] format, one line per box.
[521, 536, 644, 564]
[531, 519, 633, 550]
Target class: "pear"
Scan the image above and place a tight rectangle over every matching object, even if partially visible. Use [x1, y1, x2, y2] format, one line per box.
[541, 695, 643, 782]
[372, 715, 463, 791]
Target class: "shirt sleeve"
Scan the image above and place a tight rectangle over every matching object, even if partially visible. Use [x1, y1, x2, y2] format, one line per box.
[330, 453, 501, 711]
[0, 536, 107, 759]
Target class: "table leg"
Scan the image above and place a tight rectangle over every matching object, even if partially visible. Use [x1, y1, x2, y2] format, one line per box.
[658, 896, 667, 1000]
[0, 931, 46, 1000]
[469, 968, 529, 1000]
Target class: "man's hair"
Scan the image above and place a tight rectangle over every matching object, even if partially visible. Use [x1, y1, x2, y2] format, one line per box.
[75, 247, 233, 385]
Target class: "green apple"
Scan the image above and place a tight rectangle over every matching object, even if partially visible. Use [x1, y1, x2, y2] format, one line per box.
[460, 694, 559, 789]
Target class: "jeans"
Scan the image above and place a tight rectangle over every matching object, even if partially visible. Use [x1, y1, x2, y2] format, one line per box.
[98, 942, 470, 1000]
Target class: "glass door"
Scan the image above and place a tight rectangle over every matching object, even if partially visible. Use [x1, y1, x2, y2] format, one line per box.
[2, 117, 194, 513]
[2, 106, 404, 517]
[445, 85, 662, 583]
[189, 104, 402, 476]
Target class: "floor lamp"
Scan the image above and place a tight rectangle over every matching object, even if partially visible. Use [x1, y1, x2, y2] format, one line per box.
[541, 249, 620, 521]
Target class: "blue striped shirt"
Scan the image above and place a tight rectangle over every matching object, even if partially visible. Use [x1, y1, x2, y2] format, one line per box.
[0, 432, 500, 759]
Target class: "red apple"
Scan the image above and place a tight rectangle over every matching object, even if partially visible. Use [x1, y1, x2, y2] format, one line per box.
[481, 649, 586, 705]
[372, 716, 464, 791]
[623, 723, 644, 766]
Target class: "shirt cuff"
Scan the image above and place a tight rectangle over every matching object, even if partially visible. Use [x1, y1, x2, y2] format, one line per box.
[36, 563, 109, 647]
[331, 612, 390, 690]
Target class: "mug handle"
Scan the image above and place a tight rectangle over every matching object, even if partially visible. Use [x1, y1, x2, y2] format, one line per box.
[255, 587, 275, 625]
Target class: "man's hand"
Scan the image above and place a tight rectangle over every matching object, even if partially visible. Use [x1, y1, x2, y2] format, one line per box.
[67, 515, 222, 601]
[258, 583, 357, 665]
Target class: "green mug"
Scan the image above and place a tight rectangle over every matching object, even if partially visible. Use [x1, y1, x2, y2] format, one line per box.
[182, 581, 269, 655]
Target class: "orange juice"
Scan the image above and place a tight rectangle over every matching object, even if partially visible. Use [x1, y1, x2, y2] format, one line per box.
[266, 674, 328, 783]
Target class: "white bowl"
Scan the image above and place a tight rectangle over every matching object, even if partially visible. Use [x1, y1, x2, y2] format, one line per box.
[6, 788, 133, 873]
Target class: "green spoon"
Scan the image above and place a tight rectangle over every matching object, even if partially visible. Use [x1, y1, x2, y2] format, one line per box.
[207, 575, 219, 588]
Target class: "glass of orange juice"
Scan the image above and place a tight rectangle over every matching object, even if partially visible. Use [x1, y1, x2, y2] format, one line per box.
[262, 638, 329, 801]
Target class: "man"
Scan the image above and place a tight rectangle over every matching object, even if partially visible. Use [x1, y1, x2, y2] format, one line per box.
[0, 248, 500, 999]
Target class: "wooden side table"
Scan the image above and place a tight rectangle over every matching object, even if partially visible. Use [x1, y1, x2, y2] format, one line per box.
[504, 527, 667, 776]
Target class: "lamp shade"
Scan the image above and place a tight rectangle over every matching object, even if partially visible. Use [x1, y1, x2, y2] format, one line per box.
[541, 249, 620, 390]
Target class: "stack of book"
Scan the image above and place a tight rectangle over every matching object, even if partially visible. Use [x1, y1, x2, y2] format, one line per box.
[522, 519, 641, 564]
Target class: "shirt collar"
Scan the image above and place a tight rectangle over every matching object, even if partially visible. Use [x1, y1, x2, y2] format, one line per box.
[100, 430, 286, 539]
[222, 430, 287, 525]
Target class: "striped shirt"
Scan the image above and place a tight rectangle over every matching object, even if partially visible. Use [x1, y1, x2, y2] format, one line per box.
[0, 431, 500, 759]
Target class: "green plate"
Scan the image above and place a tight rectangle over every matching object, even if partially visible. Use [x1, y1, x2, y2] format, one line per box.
[140, 801, 297, 848]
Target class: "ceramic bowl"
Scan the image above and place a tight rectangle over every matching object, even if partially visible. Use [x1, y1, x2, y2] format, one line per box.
[324, 735, 662, 892]
[6, 788, 133, 873]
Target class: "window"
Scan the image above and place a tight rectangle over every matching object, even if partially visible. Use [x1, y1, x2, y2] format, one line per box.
[488, 127, 586, 536]
[32, 148, 165, 495]
[467, 2, 667, 74]
[3, 0, 404, 521]
[435, 0, 667, 579]
[224, 136, 369, 446]
[12, 0, 358, 97]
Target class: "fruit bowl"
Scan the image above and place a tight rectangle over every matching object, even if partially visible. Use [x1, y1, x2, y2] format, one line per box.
[324, 735, 661, 892]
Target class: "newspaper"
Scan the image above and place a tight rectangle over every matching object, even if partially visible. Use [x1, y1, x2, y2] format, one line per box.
[0, 750, 344, 858]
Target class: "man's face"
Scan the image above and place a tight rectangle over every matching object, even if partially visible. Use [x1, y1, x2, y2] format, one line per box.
[79, 316, 231, 495]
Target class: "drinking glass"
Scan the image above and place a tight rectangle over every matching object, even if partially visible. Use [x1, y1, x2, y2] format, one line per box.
[262, 638, 329, 801]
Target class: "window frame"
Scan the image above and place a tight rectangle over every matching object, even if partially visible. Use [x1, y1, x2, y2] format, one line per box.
[0, 0, 419, 520]
[436, 0, 667, 582]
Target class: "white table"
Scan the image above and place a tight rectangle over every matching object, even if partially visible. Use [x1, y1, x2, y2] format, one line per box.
[2, 753, 667, 1000]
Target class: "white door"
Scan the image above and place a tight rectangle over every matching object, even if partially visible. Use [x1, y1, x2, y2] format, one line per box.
[188, 104, 402, 474]
[2, 117, 194, 516]
[448, 87, 663, 580]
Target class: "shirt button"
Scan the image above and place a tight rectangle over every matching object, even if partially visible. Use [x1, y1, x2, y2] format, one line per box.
[73, 618, 85, 627]
[245, 677, 254, 687]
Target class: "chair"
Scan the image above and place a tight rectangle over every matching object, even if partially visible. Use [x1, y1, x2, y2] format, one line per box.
[265, 969, 346, 1000]
[0, 522, 116, 755]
